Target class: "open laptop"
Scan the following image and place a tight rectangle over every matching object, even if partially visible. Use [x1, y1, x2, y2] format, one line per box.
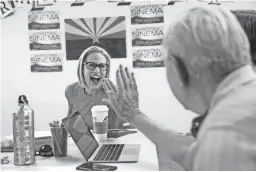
[62, 113, 140, 163]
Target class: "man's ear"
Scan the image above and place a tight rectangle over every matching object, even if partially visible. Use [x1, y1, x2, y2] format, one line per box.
[173, 56, 190, 87]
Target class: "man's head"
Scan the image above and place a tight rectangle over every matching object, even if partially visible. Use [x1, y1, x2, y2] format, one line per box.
[232, 10, 256, 64]
[162, 5, 252, 114]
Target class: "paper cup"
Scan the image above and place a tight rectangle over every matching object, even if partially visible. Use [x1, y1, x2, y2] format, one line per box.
[91, 105, 109, 141]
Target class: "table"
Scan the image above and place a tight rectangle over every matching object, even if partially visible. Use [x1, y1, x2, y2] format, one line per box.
[1, 130, 159, 171]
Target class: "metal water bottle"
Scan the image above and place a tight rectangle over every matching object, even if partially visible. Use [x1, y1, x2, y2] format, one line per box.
[13, 95, 35, 165]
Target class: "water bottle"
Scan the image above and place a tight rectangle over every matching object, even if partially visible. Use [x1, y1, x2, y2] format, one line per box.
[13, 95, 35, 165]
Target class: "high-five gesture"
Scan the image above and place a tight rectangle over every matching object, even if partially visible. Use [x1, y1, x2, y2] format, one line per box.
[102, 65, 140, 122]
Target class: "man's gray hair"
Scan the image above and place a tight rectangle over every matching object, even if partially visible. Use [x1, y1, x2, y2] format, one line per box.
[163, 5, 252, 81]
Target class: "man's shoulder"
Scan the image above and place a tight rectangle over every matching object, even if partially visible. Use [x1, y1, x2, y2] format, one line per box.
[200, 80, 256, 137]
[212, 79, 256, 117]
[220, 79, 256, 114]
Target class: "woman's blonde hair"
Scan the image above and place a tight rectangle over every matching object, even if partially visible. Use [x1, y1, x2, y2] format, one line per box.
[77, 46, 111, 88]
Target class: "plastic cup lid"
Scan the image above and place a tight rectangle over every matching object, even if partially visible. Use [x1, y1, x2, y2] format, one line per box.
[91, 105, 109, 112]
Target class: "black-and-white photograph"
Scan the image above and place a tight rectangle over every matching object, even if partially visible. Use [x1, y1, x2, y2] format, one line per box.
[1, 0, 256, 171]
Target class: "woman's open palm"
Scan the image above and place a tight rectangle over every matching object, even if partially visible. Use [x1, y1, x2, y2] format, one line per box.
[102, 65, 140, 122]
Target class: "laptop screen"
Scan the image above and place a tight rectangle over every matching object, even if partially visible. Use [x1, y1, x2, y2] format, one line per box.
[62, 112, 99, 161]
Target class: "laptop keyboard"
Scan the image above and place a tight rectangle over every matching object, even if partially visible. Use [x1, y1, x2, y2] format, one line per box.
[93, 144, 124, 161]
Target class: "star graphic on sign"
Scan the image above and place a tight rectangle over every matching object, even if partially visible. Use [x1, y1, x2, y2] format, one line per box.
[92, 35, 100, 44]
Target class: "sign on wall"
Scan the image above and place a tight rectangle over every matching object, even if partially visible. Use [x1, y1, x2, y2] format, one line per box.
[131, 4, 164, 25]
[131, 26, 164, 47]
[30, 53, 63, 72]
[29, 31, 62, 50]
[28, 11, 60, 30]
[64, 16, 126, 60]
[130, 4, 164, 68]
[0, 1, 14, 19]
[132, 47, 164, 68]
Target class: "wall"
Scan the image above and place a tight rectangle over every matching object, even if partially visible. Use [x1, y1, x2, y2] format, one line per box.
[1, 1, 255, 137]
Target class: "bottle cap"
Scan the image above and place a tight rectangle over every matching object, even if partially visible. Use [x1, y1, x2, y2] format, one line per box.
[18, 95, 29, 104]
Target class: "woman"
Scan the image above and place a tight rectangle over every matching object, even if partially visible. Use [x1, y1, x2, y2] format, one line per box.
[65, 46, 124, 129]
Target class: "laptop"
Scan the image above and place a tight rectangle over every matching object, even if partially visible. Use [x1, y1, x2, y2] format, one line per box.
[62, 113, 140, 163]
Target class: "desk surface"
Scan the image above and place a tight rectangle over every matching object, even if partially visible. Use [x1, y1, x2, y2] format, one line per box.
[1, 130, 158, 171]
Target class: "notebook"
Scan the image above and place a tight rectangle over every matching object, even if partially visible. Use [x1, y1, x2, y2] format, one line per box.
[62, 114, 140, 163]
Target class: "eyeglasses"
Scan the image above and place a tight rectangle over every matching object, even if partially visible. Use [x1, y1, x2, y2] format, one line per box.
[1, 156, 10, 164]
[35, 145, 54, 157]
[84, 62, 108, 71]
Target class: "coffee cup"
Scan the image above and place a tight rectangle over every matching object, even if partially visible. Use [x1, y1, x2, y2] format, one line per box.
[91, 105, 109, 141]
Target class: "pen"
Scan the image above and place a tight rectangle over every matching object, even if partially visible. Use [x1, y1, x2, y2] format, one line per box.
[50, 120, 63, 127]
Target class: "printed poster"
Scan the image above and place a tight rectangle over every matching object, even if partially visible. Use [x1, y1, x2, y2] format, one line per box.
[131, 4, 164, 25]
[132, 47, 164, 68]
[29, 31, 62, 50]
[0, 1, 14, 19]
[132, 26, 164, 47]
[64, 16, 126, 60]
[28, 11, 60, 30]
[30, 54, 63, 72]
